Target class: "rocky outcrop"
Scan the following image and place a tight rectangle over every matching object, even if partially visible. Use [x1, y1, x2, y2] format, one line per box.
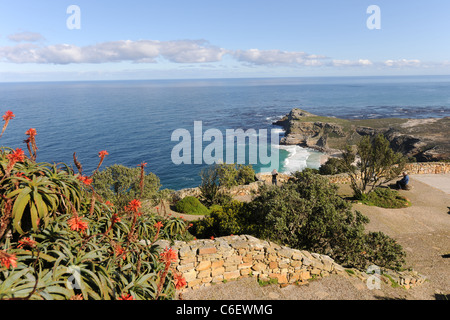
[274, 108, 450, 162]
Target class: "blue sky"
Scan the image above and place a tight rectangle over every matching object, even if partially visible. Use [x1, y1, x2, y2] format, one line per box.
[0, 0, 449, 81]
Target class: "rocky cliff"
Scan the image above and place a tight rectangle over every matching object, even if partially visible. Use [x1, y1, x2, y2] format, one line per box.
[274, 108, 450, 162]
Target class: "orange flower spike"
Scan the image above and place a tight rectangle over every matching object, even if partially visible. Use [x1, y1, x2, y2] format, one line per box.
[18, 237, 37, 249]
[2, 111, 15, 122]
[0, 110, 15, 138]
[99, 150, 109, 158]
[153, 221, 164, 241]
[118, 293, 135, 300]
[92, 150, 109, 175]
[5, 148, 26, 174]
[25, 128, 38, 158]
[0, 250, 18, 269]
[174, 273, 187, 290]
[138, 162, 147, 168]
[7, 148, 25, 164]
[125, 199, 142, 213]
[114, 244, 127, 260]
[25, 128, 37, 138]
[68, 215, 88, 233]
[77, 175, 93, 186]
[111, 214, 121, 224]
[160, 247, 178, 264]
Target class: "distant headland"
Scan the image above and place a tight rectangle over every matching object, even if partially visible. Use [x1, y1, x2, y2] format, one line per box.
[274, 108, 450, 162]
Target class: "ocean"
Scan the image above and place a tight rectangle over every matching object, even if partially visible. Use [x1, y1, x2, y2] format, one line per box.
[0, 75, 449, 190]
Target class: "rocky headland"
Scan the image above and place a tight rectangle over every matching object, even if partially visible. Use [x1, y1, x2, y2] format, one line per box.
[274, 108, 450, 162]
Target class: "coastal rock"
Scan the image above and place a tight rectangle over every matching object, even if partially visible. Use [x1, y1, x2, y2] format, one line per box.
[275, 108, 450, 162]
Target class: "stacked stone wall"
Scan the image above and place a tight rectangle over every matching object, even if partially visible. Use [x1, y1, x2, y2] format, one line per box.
[155, 235, 426, 292]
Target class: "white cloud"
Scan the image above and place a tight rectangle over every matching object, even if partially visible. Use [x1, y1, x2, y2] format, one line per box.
[331, 59, 373, 67]
[0, 39, 226, 64]
[7, 32, 45, 43]
[383, 59, 421, 68]
[232, 49, 327, 66]
[1, 34, 441, 74]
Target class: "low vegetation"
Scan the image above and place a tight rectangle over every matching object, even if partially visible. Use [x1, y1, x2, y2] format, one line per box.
[174, 196, 210, 215]
[358, 187, 410, 209]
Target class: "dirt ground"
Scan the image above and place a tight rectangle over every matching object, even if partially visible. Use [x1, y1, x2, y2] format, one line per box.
[180, 174, 450, 300]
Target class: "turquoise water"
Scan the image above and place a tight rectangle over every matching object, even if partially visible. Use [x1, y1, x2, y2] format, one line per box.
[0, 76, 449, 190]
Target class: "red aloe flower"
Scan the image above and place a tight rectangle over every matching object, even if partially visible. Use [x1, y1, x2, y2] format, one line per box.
[153, 221, 164, 241]
[125, 199, 142, 214]
[25, 128, 37, 138]
[160, 247, 178, 264]
[15, 172, 31, 181]
[0, 110, 15, 138]
[7, 148, 25, 164]
[105, 201, 114, 207]
[2, 111, 15, 121]
[5, 148, 26, 175]
[111, 213, 121, 224]
[99, 150, 109, 158]
[174, 273, 187, 290]
[118, 293, 135, 300]
[77, 175, 93, 186]
[114, 243, 127, 260]
[17, 237, 37, 249]
[0, 250, 17, 269]
[68, 215, 88, 233]
[92, 150, 109, 175]
[25, 128, 38, 160]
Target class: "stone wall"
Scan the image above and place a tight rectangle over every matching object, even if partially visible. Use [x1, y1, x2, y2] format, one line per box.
[155, 235, 426, 292]
[404, 162, 450, 174]
[320, 162, 450, 185]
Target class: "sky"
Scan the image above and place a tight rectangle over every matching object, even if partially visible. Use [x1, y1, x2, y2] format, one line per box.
[0, 0, 449, 82]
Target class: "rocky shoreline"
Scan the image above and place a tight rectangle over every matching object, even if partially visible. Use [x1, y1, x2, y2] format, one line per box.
[274, 108, 450, 162]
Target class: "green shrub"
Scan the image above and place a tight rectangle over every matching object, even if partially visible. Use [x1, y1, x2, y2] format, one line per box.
[249, 171, 406, 271]
[192, 201, 251, 238]
[174, 196, 209, 215]
[92, 164, 161, 208]
[217, 163, 256, 188]
[199, 163, 256, 206]
[341, 134, 406, 197]
[319, 157, 348, 175]
[358, 187, 410, 208]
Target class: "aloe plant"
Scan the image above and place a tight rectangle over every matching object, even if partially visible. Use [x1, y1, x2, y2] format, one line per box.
[0, 110, 191, 300]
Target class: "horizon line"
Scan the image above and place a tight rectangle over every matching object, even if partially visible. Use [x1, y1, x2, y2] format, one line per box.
[1, 73, 450, 85]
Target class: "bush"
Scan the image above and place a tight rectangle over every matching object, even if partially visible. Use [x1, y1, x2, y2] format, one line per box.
[217, 163, 256, 188]
[358, 187, 410, 208]
[199, 163, 256, 206]
[174, 196, 209, 215]
[319, 157, 348, 175]
[341, 134, 406, 198]
[92, 164, 161, 208]
[192, 201, 251, 238]
[251, 171, 406, 270]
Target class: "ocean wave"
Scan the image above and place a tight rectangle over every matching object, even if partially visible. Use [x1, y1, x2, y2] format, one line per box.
[278, 145, 311, 173]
